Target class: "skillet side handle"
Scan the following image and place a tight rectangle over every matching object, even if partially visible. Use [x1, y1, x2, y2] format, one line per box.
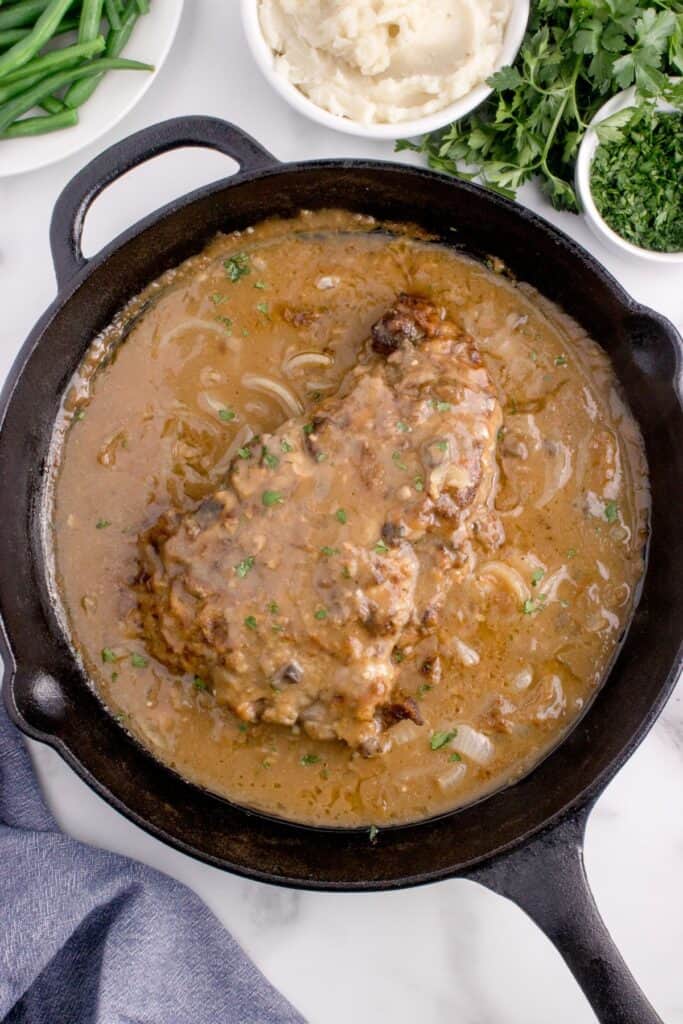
[468, 808, 662, 1024]
[49, 116, 278, 289]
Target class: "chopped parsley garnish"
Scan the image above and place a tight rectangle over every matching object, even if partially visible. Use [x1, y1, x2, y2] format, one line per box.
[215, 315, 233, 333]
[314, 608, 328, 621]
[237, 447, 251, 459]
[341, 566, 352, 579]
[436, 440, 448, 452]
[417, 683, 432, 698]
[335, 508, 347, 524]
[74, 409, 86, 420]
[369, 825, 379, 842]
[432, 399, 452, 412]
[101, 647, 116, 663]
[391, 647, 405, 664]
[244, 615, 258, 630]
[430, 729, 457, 751]
[497, 426, 506, 442]
[131, 653, 148, 668]
[219, 407, 236, 422]
[315, 452, 327, 463]
[262, 490, 284, 507]
[374, 540, 389, 554]
[95, 519, 111, 529]
[267, 601, 280, 615]
[300, 753, 321, 766]
[392, 450, 408, 470]
[238, 722, 249, 733]
[235, 555, 255, 577]
[262, 447, 279, 468]
[210, 292, 227, 305]
[224, 252, 250, 282]
[523, 596, 546, 615]
[254, 280, 267, 290]
[397, 421, 411, 432]
[449, 752, 462, 762]
[111, 672, 119, 683]
[302, 423, 314, 435]
[320, 546, 339, 557]
[531, 568, 545, 586]
[280, 439, 293, 453]
[414, 477, 424, 492]
[256, 301, 269, 316]
[555, 354, 568, 367]
[604, 500, 619, 523]
[193, 676, 208, 691]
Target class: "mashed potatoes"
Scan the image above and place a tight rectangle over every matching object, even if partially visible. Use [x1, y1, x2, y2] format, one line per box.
[257, 0, 512, 125]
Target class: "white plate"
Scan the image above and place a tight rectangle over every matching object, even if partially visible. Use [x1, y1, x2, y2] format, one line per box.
[0, 0, 184, 178]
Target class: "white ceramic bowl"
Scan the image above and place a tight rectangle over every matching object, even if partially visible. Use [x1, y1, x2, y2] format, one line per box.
[241, 0, 530, 140]
[575, 86, 683, 264]
[0, 0, 184, 179]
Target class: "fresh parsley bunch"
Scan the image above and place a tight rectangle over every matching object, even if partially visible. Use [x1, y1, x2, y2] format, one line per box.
[399, 0, 683, 210]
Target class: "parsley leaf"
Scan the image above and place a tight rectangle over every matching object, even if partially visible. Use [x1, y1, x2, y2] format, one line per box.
[224, 252, 250, 282]
[300, 753, 320, 766]
[430, 729, 457, 750]
[235, 555, 255, 577]
[262, 490, 284, 507]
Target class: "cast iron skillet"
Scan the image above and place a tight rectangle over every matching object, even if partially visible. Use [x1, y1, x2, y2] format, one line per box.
[1, 118, 681, 1024]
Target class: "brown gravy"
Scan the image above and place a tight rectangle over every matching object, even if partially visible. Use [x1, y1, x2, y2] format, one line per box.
[52, 210, 649, 827]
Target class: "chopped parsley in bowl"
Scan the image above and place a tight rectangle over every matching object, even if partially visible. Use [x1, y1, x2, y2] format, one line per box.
[576, 83, 683, 263]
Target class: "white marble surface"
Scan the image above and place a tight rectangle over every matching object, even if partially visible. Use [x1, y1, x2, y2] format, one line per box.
[1, 4, 682, 1022]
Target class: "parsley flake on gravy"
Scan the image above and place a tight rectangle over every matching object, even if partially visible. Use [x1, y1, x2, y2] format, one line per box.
[314, 608, 328, 621]
[101, 647, 116, 663]
[300, 753, 320, 766]
[235, 556, 255, 578]
[95, 519, 111, 529]
[604, 500, 619, 523]
[335, 508, 348, 524]
[430, 729, 457, 751]
[244, 615, 258, 630]
[224, 252, 250, 282]
[131, 653, 148, 668]
[262, 490, 284, 507]
[219, 407, 236, 422]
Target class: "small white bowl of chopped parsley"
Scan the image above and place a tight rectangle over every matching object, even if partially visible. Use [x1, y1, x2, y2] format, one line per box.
[576, 83, 683, 262]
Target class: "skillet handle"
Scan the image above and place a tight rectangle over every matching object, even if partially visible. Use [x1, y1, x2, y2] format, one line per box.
[468, 806, 662, 1023]
[49, 116, 278, 289]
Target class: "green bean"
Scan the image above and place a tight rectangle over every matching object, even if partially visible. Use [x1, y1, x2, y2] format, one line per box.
[0, 68, 44, 103]
[1, 36, 105, 85]
[65, 0, 135, 107]
[78, 0, 103, 42]
[103, 0, 120, 29]
[0, 28, 29, 49]
[0, 0, 51, 31]
[0, 0, 75, 79]
[40, 93, 64, 113]
[0, 56, 153, 132]
[0, 107, 77, 138]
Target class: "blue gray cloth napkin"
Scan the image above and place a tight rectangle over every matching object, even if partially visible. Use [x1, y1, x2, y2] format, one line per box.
[0, 698, 304, 1024]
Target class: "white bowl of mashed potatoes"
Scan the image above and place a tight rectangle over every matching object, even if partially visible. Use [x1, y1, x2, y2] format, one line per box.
[242, 0, 530, 139]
